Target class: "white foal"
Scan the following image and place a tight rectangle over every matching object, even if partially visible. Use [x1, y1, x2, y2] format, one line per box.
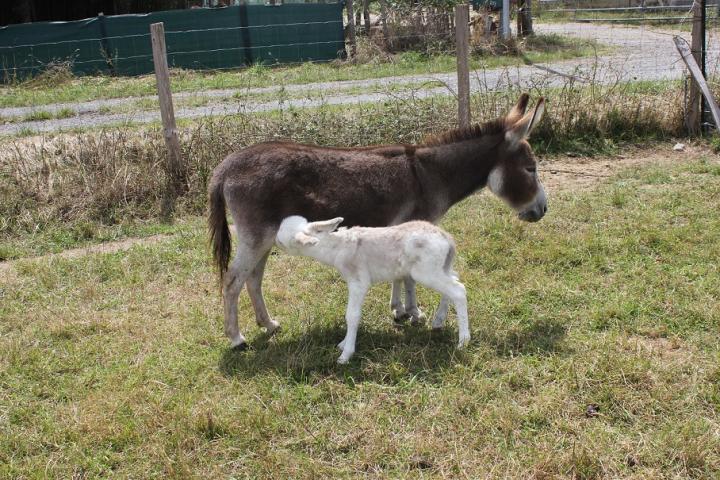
[276, 216, 470, 364]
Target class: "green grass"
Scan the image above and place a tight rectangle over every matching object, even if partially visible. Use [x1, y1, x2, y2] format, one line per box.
[2, 157, 719, 477]
[0, 216, 201, 261]
[0, 35, 602, 109]
[12, 107, 77, 124]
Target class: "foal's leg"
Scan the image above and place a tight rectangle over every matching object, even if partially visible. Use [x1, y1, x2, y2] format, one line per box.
[432, 296, 450, 329]
[413, 273, 470, 348]
[338, 281, 369, 364]
[246, 250, 280, 334]
[390, 280, 407, 323]
[403, 277, 425, 325]
[432, 270, 456, 328]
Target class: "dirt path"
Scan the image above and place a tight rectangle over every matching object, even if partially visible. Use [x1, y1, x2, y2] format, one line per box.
[1, 22, 714, 135]
[1, 143, 707, 280]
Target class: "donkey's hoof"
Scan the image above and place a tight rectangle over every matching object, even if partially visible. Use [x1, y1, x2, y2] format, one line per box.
[409, 310, 426, 326]
[393, 313, 410, 327]
[231, 342, 249, 352]
[266, 322, 281, 336]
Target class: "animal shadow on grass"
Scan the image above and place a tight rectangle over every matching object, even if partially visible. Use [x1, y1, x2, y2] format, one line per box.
[219, 320, 459, 384]
[478, 317, 568, 357]
[219, 317, 568, 384]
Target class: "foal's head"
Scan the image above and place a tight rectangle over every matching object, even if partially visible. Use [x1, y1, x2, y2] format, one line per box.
[488, 94, 548, 222]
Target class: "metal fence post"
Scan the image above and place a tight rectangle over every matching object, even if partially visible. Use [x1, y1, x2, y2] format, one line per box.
[700, 0, 709, 131]
[502, 0, 511, 39]
[455, 4, 471, 129]
[688, 3, 702, 134]
[150, 22, 184, 222]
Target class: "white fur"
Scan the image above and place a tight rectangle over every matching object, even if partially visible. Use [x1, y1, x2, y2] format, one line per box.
[487, 166, 504, 196]
[276, 216, 470, 364]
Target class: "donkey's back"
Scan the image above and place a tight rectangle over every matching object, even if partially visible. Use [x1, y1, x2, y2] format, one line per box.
[211, 141, 423, 229]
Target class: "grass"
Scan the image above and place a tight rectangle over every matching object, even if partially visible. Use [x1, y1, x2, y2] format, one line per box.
[0, 34, 602, 109]
[1, 156, 719, 477]
[18, 107, 76, 123]
[0, 216, 201, 261]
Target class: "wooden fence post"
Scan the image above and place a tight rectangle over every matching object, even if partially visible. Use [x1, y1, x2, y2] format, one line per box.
[455, 4, 471, 129]
[687, 3, 702, 134]
[346, 0, 357, 58]
[150, 22, 184, 222]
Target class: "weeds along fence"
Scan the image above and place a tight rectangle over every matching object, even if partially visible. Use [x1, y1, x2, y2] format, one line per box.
[0, 3, 346, 81]
[1, 1, 720, 231]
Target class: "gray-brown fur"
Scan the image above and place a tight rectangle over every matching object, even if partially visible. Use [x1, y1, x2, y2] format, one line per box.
[208, 93, 547, 348]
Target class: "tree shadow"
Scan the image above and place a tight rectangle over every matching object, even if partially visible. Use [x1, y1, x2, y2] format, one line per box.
[218, 320, 459, 385]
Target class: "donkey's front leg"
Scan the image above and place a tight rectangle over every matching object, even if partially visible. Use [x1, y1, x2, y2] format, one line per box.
[390, 280, 407, 324]
[404, 277, 425, 325]
[338, 281, 369, 364]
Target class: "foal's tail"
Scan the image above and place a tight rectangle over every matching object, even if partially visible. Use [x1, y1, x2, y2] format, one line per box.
[208, 178, 231, 284]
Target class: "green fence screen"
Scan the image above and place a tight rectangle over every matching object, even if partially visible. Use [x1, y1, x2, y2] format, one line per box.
[0, 3, 346, 80]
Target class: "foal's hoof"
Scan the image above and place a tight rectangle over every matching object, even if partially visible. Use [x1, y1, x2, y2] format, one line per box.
[393, 314, 410, 327]
[231, 342, 249, 352]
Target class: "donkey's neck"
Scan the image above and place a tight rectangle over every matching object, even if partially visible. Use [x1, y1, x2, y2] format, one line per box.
[418, 135, 502, 218]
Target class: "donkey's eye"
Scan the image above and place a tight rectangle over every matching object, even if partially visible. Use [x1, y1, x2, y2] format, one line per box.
[525, 166, 537, 174]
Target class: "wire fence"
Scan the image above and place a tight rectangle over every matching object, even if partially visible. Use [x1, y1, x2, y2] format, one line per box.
[0, 1, 718, 136]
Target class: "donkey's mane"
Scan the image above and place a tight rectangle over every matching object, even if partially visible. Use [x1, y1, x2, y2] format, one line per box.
[420, 118, 507, 147]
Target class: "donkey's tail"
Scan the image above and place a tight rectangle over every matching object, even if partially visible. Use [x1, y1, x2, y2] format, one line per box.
[208, 178, 231, 284]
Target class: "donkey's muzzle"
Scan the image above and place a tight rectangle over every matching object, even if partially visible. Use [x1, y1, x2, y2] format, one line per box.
[518, 185, 547, 222]
[518, 204, 546, 222]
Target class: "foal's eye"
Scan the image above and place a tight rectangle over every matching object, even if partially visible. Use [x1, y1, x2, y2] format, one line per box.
[525, 166, 537, 174]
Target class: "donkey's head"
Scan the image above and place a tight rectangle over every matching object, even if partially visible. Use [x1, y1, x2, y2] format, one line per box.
[487, 94, 547, 222]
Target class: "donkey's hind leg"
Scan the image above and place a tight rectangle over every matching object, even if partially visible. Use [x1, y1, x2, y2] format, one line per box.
[246, 249, 280, 334]
[223, 243, 266, 350]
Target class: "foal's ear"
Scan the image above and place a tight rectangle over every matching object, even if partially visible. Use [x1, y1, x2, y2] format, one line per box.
[307, 217, 344, 234]
[505, 93, 531, 125]
[294, 231, 319, 246]
[506, 97, 545, 147]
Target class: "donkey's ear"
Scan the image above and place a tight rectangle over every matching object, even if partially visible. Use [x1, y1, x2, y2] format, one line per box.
[506, 97, 545, 147]
[294, 231, 319, 246]
[505, 93, 531, 125]
[307, 217, 344, 234]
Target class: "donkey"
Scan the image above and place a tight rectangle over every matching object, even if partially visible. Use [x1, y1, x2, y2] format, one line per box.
[209, 93, 547, 350]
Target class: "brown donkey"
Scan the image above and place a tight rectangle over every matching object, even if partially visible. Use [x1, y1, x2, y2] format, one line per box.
[209, 93, 547, 350]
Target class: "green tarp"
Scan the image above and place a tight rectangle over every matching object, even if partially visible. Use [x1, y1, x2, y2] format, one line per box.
[0, 3, 346, 80]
